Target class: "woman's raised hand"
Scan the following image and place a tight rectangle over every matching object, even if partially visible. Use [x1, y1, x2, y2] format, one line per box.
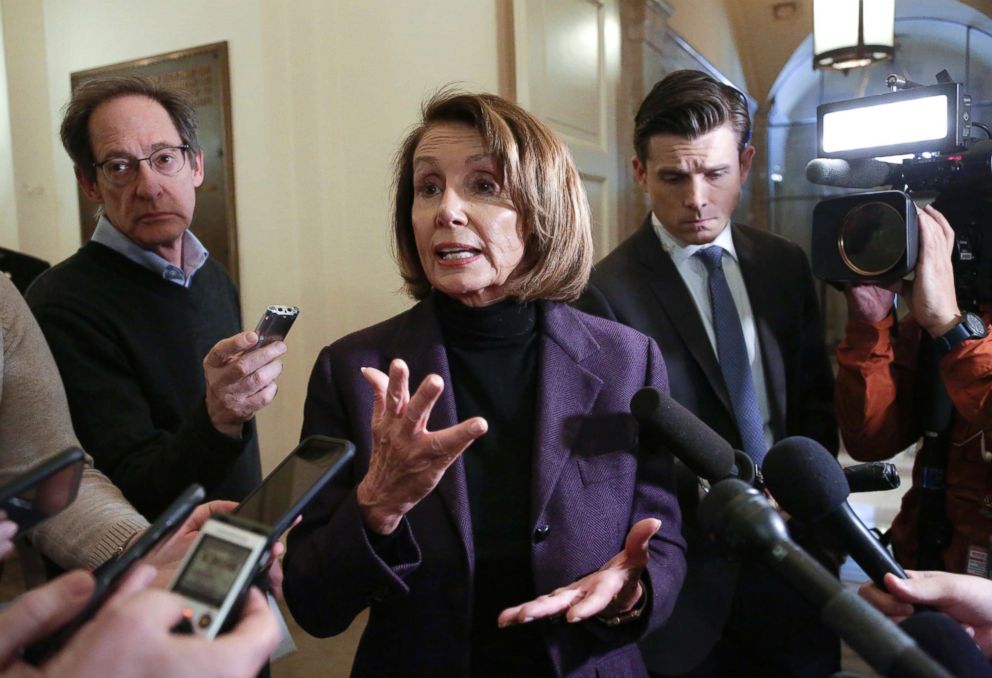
[356, 359, 488, 534]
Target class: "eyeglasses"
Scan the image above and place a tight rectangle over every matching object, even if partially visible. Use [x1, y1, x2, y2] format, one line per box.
[92, 145, 191, 186]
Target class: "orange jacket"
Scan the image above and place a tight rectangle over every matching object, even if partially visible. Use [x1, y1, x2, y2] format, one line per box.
[836, 312, 992, 574]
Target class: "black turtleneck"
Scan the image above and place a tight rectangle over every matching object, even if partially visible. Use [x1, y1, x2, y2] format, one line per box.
[434, 292, 551, 676]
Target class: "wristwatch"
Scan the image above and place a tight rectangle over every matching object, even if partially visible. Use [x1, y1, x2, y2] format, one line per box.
[935, 311, 988, 356]
[597, 583, 648, 627]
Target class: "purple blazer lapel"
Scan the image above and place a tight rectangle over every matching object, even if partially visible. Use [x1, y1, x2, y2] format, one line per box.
[385, 298, 475, 572]
[530, 302, 604, 525]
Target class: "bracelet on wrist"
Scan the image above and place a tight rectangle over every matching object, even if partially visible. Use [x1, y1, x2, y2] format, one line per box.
[597, 583, 648, 627]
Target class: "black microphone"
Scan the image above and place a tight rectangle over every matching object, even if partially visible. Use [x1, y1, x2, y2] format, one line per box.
[630, 387, 758, 485]
[698, 479, 952, 678]
[845, 462, 901, 493]
[805, 157, 901, 188]
[630, 387, 736, 482]
[900, 612, 992, 677]
[763, 436, 908, 589]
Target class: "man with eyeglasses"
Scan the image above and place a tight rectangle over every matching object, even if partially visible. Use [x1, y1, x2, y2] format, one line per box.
[26, 76, 284, 520]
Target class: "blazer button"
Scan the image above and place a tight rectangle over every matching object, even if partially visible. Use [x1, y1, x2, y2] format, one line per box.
[369, 585, 389, 604]
[533, 524, 551, 543]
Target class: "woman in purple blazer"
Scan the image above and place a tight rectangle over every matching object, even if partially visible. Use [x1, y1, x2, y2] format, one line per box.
[283, 91, 686, 677]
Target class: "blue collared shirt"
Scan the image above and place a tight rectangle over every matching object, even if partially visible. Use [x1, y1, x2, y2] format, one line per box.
[91, 216, 209, 288]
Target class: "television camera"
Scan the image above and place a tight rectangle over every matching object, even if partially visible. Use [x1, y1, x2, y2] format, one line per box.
[806, 72, 992, 307]
[807, 73, 992, 572]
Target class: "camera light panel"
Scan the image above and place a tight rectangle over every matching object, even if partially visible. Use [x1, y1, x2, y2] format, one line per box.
[822, 95, 948, 155]
[817, 82, 966, 160]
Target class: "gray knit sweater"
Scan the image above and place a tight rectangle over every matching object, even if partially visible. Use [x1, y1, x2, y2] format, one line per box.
[0, 275, 147, 569]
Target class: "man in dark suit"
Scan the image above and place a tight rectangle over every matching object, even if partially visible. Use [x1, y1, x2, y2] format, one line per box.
[577, 70, 839, 677]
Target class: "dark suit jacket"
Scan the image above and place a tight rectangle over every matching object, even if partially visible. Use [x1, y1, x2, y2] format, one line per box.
[283, 297, 687, 678]
[578, 217, 836, 453]
[576, 216, 838, 674]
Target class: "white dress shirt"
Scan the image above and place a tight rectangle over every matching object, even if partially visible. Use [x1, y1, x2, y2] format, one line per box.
[652, 214, 773, 449]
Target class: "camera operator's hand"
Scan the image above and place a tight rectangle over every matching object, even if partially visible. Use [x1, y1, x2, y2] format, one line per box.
[904, 204, 961, 338]
[843, 205, 959, 332]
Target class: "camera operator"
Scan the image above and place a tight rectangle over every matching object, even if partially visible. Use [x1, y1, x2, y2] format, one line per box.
[836, 203, 992, 575]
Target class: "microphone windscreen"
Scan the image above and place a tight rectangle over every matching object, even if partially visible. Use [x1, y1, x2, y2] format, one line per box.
[696, 478, 755, 539]
[763, 436, 849, 522]
[899, 612, 991, 677]
[805, 158, 897, 189]
[630, 387, 734, 482]
[697, 478, 789, 552]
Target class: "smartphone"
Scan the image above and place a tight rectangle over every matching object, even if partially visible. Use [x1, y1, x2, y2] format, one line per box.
[24, 483, 206, 664]
[0, 447, 85, 533]
[169, 513, 271, 638]
[90, 483, 206, 589]
[233, 435, 354, 536]
[253, 305, 299, 349]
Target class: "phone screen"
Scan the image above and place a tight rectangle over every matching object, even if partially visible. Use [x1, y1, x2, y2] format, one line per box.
[174, 533, 254, 607]
[234, 436, 353, 535]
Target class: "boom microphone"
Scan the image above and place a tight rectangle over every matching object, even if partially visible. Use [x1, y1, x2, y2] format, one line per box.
[805, 157, 901, 189]
[698, 479, 952, 678]
[763, 436, 908, 589]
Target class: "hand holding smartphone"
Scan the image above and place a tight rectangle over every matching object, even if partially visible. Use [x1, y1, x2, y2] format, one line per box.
[23, 484, 206, 664]
[233, 436, 354, 536]
[167, 436, 353, 638]
[0, 447, 85, 533]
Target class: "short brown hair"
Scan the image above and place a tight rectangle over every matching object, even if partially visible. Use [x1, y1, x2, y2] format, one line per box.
[393, 90, 592, 302]
[61, 75, 201, 181]
[634, 70, 751, 162]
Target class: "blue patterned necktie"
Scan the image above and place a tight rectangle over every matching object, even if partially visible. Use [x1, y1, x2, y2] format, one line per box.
[695, 246, 767, 466]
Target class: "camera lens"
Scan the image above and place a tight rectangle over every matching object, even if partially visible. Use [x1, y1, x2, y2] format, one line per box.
[838, 202, 906, 276]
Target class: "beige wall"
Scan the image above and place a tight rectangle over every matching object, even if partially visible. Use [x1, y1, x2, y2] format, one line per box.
[666, 0, 748, 90]
[0, 0, 502, 472]
[0, 1, 14, 247]
[0, 0, 747, 476]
